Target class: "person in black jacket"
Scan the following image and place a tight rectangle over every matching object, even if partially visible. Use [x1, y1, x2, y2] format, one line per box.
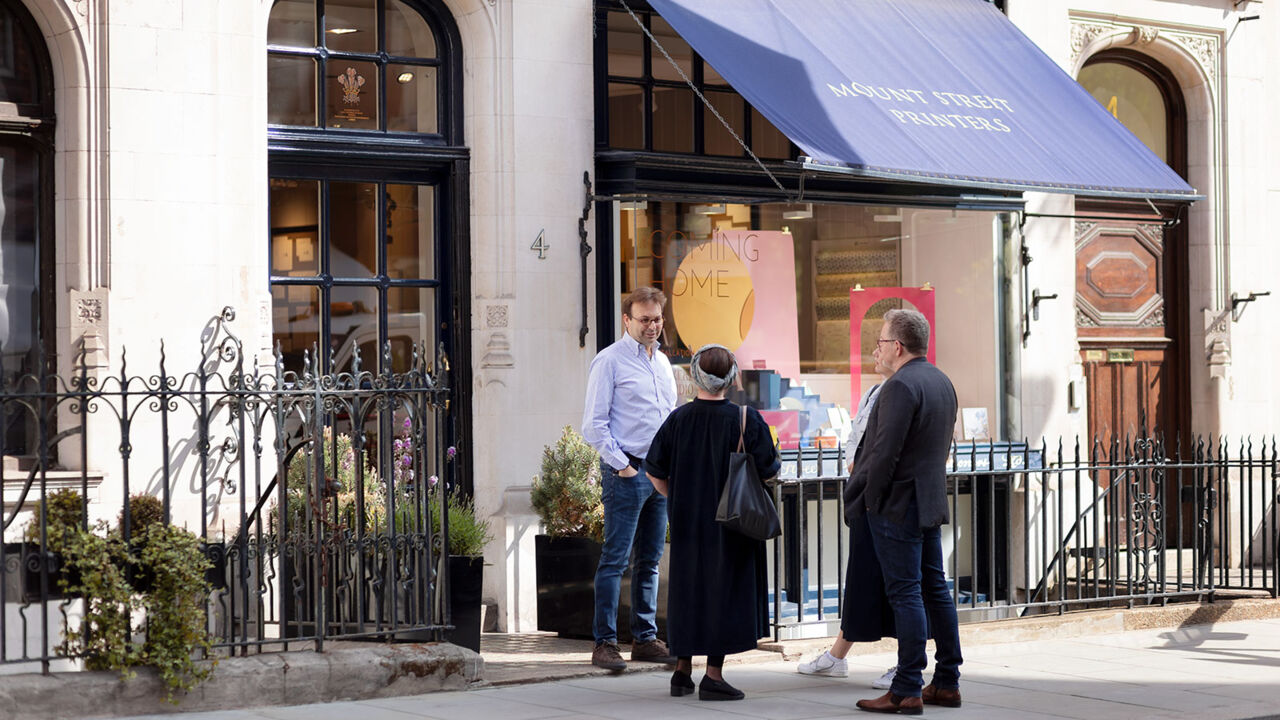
[846, 309, 962, 715]
[646, 344, 780, 702]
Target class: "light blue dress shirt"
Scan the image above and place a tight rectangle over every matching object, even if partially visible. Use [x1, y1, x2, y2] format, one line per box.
[581, 333, 678, 471]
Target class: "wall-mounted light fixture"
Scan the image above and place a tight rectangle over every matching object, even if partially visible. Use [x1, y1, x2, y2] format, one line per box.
[781, 203, 813, 220]
[695, 203, 726, 215]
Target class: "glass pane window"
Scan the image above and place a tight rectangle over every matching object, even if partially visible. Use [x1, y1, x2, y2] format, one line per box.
[267, 0, 315, 47]
[267, 55, 317, 126]
[267, 0, 443, 134]
[608, 83, 644, 149]
[1079, 61, 1169, 164]
[607, 11, 644, 78]
[270, 178, 440, 375]
[386, 0, 437, 58]
[598, 8, 793, 160]
[326, 61, 379, 130]
[387, 64, 438, 133]
[703, 91, 744, 157]
[649, 17, 692, 82]
[324, 0, 377, 54]
[0, 6, 41, 106]
[651, 86, 693, 153]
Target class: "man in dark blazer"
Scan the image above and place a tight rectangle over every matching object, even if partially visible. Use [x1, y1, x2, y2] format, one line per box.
[846, 308, 962, 715]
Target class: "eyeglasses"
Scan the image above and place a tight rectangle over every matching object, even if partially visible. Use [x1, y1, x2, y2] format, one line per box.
[629, 315, 663, 326]
[875, 338, 900, 347]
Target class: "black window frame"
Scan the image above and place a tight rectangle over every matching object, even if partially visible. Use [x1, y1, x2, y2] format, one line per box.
[266, 0, 472, 492]
[593, 0, 797, 159]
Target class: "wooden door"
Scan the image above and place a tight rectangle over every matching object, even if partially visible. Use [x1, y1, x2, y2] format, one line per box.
[1075, 215, 1187, 447]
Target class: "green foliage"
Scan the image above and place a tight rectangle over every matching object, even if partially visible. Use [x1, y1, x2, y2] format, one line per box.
[281, 429, 386, 535]
[119, 493, 165, 540]
[138, 524, 215, 702]
[59, 523, 141, 675]
[23, 489, 84, 550]
[59, 519, 216, 702]
[430, 493, 493, 557]
[530, 427, 604, 541]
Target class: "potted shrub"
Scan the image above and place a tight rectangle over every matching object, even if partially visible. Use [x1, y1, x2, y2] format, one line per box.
[4, 488, 83, 601]
[427, 489, 492, 652]
[530, 427, 607, 639]
[117, 493, 166, 593]
[530, 427, 670, 640]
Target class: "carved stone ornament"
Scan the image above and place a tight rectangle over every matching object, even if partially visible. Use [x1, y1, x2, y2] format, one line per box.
[486, 304, 509, 328]
[1074, 220, 1098, 244]
[1202, 308, 1231, 380]
[1138, 305, 1165, 328]
[1165, 32, 1219, 84]
[1070, 21, 1117, 64]
[1076, 305, 1099, 328]
[480, 331, 514, 369]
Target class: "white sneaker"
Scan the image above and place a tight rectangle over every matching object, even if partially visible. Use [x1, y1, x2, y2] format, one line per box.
[797, 651, 848, 677]
[871, 666, 897, 690]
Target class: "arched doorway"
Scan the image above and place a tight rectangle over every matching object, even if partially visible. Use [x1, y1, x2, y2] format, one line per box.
[1, 0, 55, 457]
[1075, 50, 1190, 450]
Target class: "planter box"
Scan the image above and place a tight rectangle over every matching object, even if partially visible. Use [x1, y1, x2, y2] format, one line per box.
[534, 535, 667, 642]
[443, 555, 483, 652]
[2, 542, 76, 602]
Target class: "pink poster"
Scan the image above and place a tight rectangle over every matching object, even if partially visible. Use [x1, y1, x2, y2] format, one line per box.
[729, 231, 801, 380]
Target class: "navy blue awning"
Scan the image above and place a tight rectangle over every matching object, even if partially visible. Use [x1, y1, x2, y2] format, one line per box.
[645, 0, 1197, 200]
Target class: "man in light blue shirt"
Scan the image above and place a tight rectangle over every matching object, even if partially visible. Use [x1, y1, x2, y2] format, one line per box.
[582, 286, 678, 671]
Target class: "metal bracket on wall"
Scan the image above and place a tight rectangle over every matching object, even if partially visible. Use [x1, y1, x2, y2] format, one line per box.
[1019, 240, 1059, 344]
[579, 171, 593, 348]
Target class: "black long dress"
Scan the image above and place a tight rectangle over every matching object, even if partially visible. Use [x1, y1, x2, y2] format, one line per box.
[645, 399, 781, 657]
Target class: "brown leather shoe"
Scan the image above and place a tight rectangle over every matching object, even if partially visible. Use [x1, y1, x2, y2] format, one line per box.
[592, 642, 626, 671]
[631, 638, 676, 664]
[922, 684, 962, 708]
[856, 691, 924, 715]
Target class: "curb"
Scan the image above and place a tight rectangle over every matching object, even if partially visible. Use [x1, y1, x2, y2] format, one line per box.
[759, 596, 1280, 660]
[0, 642, 482, 720]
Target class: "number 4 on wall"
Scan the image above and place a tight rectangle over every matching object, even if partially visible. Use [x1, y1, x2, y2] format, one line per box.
[530, 229, 548, 259]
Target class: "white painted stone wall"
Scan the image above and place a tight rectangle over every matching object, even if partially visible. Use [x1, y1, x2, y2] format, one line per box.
[17, 0, 1279, 632]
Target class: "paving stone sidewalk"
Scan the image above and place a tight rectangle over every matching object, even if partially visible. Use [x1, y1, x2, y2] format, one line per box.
[116, 616, 1280, 720]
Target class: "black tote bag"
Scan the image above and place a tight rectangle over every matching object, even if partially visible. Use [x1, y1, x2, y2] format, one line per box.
[715, 406, 782, 541]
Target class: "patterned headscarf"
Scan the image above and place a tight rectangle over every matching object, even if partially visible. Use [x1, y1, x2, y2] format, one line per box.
[690, 343, 739, 394]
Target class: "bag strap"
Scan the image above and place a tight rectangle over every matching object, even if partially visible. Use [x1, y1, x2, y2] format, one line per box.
[738, 405, 747, 453]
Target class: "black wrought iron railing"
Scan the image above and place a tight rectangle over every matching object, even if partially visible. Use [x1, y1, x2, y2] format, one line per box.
[766, 436, 1279, 639]
[1, 308, 458, 673]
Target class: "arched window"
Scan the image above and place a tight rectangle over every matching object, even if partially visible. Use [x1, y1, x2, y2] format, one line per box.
[266, 0, 466, 376]
[1, 0, 55, 456]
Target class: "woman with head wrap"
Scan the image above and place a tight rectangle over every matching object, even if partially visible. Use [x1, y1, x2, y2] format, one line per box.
[645, 344, 781, 701]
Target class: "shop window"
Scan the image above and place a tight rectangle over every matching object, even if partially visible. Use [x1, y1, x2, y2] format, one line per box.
[1, 0, 55, 458]
[614, 202, 902, 375]
[598, 4, 795, 158]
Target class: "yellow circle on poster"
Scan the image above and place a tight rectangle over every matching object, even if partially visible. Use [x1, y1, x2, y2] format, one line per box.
[670, 240, 755, 352]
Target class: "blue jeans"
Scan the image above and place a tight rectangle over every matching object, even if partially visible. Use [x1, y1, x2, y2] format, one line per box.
[866, 504, 963, 696]
[593, 459, 667, 645]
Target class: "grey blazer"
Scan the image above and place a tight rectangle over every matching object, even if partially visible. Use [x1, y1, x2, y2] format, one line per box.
[844, 357, 958, 528]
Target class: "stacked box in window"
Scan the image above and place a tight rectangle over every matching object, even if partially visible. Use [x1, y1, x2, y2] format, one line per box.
[738, 369, 780, 409]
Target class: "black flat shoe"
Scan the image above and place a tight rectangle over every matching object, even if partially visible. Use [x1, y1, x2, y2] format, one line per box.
[670, 670, 695, 697]
[698, 676, 745, 701]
